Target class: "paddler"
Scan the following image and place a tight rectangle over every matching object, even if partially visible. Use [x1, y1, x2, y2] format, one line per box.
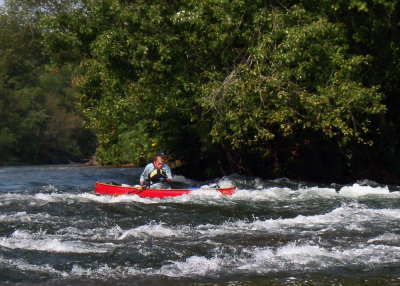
[138, 152, 172, 190]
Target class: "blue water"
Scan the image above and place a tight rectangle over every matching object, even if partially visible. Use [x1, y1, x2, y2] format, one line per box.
[1, 165, 400, 285]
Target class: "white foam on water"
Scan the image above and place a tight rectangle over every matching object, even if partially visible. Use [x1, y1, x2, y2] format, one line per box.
[0, 193, 24, 206]
[246, 248, 275, 267]
[1, 197, 399, 249]
[159, 255, 222, 277]
[339, 183, 390, 197]
[0, 254, 67, 277]
[237, 244, 331, 273]
[0, 189, 152, 206]
[63, 202, 399, 244]
[263, 243, 399, 272]
[158, 241, 400, 278]
[41, 184, 59, 193]
[230, 187, 295, 202]
[276, 243, 330, 263]
[79, 189, 229, 205]
[0, 211, 56, 223]
[54, 225, 124, 241]
[82, 190, 224, 205]
[70, 264, 111, 279]
[217, 177, 236, 188]
[118, 222, 176, 240]
[28, 240, 398, 280]
[339, 244, 400, 265]
[0, 192, 65, 206]
[377, 208, 400, 218]
[1, 239, 400, 281]
[4, 225, 397, 280]
[102, 225, 125, 239]
[192, 203, 400, 239]
[34, 201, 380, 246]
[78, 192, 167, 204]
[34, 192, 78, 203]
[0, 211, 125, 243]
[297, 186, 339, 198]
[368, 232, 400, 244]
[7, 191, 160, 205]
[1, 180, 399, 207]
[0, 229, 113, 253]
[170, 189, 228, 204]
[69, 263, 146, 279]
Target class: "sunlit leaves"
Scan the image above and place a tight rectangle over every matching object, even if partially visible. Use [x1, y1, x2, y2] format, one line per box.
[200, 6, 384, 152]
[40, 0, 388, 177]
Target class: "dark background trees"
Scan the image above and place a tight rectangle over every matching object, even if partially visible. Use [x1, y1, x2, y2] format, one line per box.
[1, 0, 400, 184]
[0, 1, 96, 165]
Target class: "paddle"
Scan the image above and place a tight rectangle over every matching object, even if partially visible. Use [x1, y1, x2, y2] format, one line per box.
[126, 184, 148, 195]
[106, 181, 145, 196]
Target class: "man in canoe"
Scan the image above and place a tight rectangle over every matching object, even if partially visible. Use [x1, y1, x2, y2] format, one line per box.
[138, 152, 172, 189]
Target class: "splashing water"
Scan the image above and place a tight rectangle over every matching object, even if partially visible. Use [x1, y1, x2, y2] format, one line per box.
[1, 165, 400, 285]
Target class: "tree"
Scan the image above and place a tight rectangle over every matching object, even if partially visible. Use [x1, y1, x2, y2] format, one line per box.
[199, 5, 385, 177]
[0, 0, 96, 165]
[41, 0, 388, 181]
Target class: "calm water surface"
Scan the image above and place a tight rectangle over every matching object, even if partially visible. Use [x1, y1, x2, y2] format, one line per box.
[0, 165, 400, 285]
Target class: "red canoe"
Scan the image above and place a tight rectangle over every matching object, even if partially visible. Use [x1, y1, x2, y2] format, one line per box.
[95, 182, 236, 198]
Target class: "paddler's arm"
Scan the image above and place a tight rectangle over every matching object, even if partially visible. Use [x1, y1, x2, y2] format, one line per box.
[138, 181, 144, 190]
[165, 165, 172, 183]
[138, 164, 150, 190]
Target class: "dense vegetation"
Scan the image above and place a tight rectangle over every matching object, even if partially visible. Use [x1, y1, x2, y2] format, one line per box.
[0, 1, 96, 164]
[1, 0, 400, 183]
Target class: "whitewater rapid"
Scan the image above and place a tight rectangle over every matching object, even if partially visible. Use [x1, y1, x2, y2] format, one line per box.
[0, 165, 400, 285]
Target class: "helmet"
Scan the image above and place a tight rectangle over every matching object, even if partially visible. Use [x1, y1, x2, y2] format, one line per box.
[155, 152, 166, 158]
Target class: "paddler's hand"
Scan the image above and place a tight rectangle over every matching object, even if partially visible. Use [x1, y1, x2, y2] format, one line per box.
[138, 185, 144, 191]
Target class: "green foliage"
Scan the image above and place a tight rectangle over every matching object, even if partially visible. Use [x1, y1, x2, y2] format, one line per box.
[35, 0, 400, 181]
[200, 6, 384, 150]
[0, 1, 96, 165]
[0, 127, 16, 162]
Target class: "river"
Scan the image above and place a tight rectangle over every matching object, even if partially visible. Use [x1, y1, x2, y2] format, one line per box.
[0, 165, 400, 285]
